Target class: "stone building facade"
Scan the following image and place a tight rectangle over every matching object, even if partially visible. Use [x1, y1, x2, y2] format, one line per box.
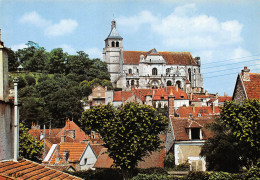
[103, 20, 204, 93]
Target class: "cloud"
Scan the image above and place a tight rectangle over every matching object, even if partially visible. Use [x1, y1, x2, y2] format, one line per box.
[118, 4, 243, 50]
[10, 43, 27, 51]
[85, 48, 102, 59]
[20, 11, 78, 37]
[59, 44, 77, 55]
[45, 19, 78, 37]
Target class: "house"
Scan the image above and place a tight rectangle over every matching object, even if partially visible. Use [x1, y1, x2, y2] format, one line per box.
[88, 85, 107, 106]
[103, 20, 204, 94]
[0, 33, 82, 180]
[43, 142, 104, 171]
[233, 67, 260, 102]
[93, 134, 166, 169]
[166, 91, 215, 171]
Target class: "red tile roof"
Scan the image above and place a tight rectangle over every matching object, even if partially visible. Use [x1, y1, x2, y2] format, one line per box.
[218, 96, 232, 102]
[29, 128, 61, 141]
[0, 159, 82, 180]
[123, 50, 198, 66]
[176, 106, 220, 118]
[49, 142, 88, 165]
[113, 87, 188, 102]
[170, 116, 215, 141]
[243, 73, 260, 99]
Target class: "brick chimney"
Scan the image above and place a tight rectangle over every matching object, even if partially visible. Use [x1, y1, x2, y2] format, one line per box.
[241, 66, 250, 81]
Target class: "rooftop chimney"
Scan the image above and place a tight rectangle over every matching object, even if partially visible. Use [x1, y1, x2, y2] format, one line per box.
[168, 88, 175, 116]
[13, 77, 19, 161]
[241, 66, 250, 81]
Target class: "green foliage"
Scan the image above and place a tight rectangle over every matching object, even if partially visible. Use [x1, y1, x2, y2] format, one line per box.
[220, 99, 260, 167]
[244, 166, 260, 180]
[186, 171, 210, 180]
[201, 99, 260, 172]
[164, 153, 175, 169]
[208, 171, 232, 180]
[19, 123, 43, 162]
[7, 48, 19, 72]
[80, 102, 168, 177]
[136, 168, 168, 176]
[131, 173, 170, 180]
[67, 169, 123, 180]
[25, 74, 36, 86]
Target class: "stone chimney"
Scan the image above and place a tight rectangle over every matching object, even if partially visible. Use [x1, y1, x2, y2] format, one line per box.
[241, 66, 250, 81]
[0, 30, 9, 102]
[168, 88, 175, 116]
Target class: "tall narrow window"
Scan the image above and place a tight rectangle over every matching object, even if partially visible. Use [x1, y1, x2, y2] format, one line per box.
[112, 41, 115, 47]
[152, 68, 157, 75]
[129, 69, 132, 74]
[188, 68, 191, 82]
[167, 80, 172, 86]
[116, 41, 119, 47]
[176, 81, 181, 89]
[131, 80, 134, 86]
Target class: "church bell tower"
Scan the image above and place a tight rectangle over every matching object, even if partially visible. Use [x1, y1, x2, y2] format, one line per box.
[103, 20, 123, 88]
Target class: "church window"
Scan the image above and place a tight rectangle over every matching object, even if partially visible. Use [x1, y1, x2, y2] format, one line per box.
[127, 81, 129, 86]
[112, 41, 115, 47]
[176, 81, 181, 89]
[152, 68, 157, 75]
[129, 69, 132, 74]
[137, 80, 139, 86]
[188, 68, 192, 82]
[116, 41, 119, 47]
[131, 80, 134, 86]
[167, 80, 172, 86]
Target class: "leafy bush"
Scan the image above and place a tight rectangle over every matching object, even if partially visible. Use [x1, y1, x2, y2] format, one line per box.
[208, 171, 232, 180]
[131, 173, 169, 180]
[244, 167, 260, 180]
[136, 168, 168, 175]
[67, 169, 122, 180]
[25, 74, 36, 85]
[164, 153, 175, 168]
[186, 171, 210, 180]
[171, 161, 190, 171]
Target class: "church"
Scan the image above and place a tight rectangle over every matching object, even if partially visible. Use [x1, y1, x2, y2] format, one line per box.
[103, 20, 204, 94]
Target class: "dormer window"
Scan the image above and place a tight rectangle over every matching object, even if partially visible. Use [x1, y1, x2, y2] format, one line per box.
[189, 113, 193, 117]
[198, 113, 201, 117]
[116, 41, 119, 47]
[189, 128, 202, 140]
[181, 95, 184, 99]
[112, 41, 115, 47]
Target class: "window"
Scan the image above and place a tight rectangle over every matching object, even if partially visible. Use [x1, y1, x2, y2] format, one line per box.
[137, 80, 139, 86]
[152, 68, 157, 75]
[131, 80, 134, 86]
[166, 68, 170, 75]
[112, 41, 115, 47]
[176, 81, 181, 89]
[181, 95, 184, 99]
[129, 69, 132, 74]
[84, 158, 88, 165]
[188, 68, 192, 82]
[97, 86, 100, 90]
[167, 80, 172, 86]
[127, 81, 129, 86]
[191, 128, 200, 140]
[189, 113, 193, 117]
[116, 41, 119, 47]
[136, 69, 139, 74]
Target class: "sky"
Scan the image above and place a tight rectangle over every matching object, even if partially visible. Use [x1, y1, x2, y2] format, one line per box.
[0, 0, 260, 96]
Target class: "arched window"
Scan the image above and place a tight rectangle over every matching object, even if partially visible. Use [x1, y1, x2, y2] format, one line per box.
[167, 80, 172, 86]
[152, 68, 157, 75]
[136, 69, 139, 74]
[116, 41, 119, 47]
[188, 68, 191, 82]
[176, 81, 181, 89]
[112, 41, 115, 47]
[131, 80, 135, 86]
[129, 69, 132, 74]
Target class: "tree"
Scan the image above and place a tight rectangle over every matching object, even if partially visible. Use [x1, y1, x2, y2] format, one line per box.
[19, 123, 43, 162]
[48, 48, 67, 74]
[80, 102, 168, 179]
[201, 99, 260, 172]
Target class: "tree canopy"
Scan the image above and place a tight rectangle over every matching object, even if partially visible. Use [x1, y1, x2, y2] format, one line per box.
[201, 99, 260, 172]
[80, 102, 168, 179]
[19, 123, 43, 162]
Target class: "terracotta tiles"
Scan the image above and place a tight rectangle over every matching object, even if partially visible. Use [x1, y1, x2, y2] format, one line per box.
[123, 50, 198, 66]
[0, 159, 82, 180]
[218, 96, 232, 102]
[243, 73, 260, 99]
[170, 116, 215, 141]
[176, 106, 220, 118]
